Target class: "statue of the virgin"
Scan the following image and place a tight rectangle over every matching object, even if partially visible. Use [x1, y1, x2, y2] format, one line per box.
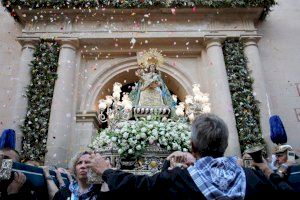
[129, 49, 176, 109]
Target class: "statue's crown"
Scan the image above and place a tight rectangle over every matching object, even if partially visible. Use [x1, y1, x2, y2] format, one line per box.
[137, 49, 164, 68]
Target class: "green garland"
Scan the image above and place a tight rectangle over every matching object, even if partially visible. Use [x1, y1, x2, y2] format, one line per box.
[223, 39, 265, 153]
[20, 40, 59, 163]
[2, 0, 277, 21]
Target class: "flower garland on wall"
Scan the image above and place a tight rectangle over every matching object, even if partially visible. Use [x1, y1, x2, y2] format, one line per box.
[223, 39, 265, 153]
[20, 40, 59, 163]
[2, 0, 277, 21]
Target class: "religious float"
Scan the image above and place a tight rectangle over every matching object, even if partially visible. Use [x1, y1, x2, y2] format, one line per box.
[89, 49, 211, 174]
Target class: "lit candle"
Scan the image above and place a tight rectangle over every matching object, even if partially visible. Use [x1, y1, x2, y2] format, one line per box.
[172, 94, 178, 103]
[188, 113, 195, 122]
[175, 106, 184, 116]
[113, 91, 121, 100]
[194, 94, 203, 103]
[192, 84, 201, 95]
[179, 102, 185, 109]
[185, 95, 193, 104]
[105, 95, 113, 106]
[122, 98, 133, 110]
[98, 99, 107, 110]
[202, 94, 210, 103]
[124, 103, 133, 110]
[113, 82, 122, 93]
[202, 104, 211, 113]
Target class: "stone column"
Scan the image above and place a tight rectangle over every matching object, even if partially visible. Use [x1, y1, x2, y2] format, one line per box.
[71, 112, 100, 158]
[205, 36, 241, 156]
[45, 38, 79, 166]
[241, 35, 272, 151]
[13, 37, 40, 151]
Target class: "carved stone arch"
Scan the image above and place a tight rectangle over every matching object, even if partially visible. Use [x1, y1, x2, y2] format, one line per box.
[81, 57, 194, 111]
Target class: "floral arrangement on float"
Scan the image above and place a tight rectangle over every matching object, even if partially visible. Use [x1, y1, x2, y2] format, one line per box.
[89, 49, 211, 160]
[90, 82, 211, 159]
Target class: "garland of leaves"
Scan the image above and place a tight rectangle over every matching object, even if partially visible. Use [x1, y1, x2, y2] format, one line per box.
[20, 40, 59, 163]
[223, 39, 265, 153]
[2, 0, 277, 21]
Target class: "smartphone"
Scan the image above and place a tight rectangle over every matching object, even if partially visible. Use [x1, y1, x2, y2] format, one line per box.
[287, 150, 295, 163]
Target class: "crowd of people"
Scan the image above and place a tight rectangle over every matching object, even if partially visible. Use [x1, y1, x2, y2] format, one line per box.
[0, 113, 299, 200]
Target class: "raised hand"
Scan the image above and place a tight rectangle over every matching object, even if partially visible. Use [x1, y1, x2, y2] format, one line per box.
[167, 151, 196, 169]
[7, 172, 26, 195]
[86, 153, 111, 175]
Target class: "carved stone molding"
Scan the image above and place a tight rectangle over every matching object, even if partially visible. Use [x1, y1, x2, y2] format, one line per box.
[204, 35, 227, 49]
[56, 38, 79, 50]
[17, 37, 40, 49]
[76, 111, 101, 129]
[240, 35, 262, 46]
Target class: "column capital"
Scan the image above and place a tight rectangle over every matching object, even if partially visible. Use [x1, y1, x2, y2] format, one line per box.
[17, 37, 40, 49]
[240, 35, 262, 46]
[76, 111, 100, 129]
[56, 38, 79, 50]
[204, 35, 227, 49]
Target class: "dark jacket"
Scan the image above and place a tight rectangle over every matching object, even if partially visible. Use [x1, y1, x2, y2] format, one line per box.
[0, 177, 41, 200]
[102, 167, 205, 200]
[102, 166, 298, 200]
[53, 185, 104, 200]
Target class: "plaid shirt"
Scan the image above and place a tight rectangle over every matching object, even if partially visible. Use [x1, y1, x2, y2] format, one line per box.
[188, 156, 246, 200]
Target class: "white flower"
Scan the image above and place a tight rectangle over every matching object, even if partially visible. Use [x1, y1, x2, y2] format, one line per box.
[146, 115, 152, 120]
[128, 149, 134, 154]
[136, 145, 142, 150]
[111, 137, 117, 142]
[132, 129, 137, 134]
[140, 132, 146, 138]
[123, 132, 129, 139]
[141, 127, 147, 133]
[118, 149, 123, 154]
[147, 124, 154, 129]
[152, 129, 158, 136]
[136, 134, 141, 140]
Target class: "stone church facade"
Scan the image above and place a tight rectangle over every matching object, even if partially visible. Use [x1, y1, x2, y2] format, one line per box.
[0, 0, 299, 166]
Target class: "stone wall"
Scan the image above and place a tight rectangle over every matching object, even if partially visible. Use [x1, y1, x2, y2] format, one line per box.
[0, 4, 22, 134]
[258, 0, 300, 153]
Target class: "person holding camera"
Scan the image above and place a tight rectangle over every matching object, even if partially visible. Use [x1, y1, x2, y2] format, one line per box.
[0, 148, 37, 200]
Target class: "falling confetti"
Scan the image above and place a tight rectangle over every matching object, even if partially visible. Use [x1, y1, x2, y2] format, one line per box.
[171, 8, 176, 15]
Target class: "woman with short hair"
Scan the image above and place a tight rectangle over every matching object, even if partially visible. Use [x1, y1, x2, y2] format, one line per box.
[53, 150, 105, 200]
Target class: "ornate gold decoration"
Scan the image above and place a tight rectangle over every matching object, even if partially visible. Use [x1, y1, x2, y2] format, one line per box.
[137, 49, 164, 68]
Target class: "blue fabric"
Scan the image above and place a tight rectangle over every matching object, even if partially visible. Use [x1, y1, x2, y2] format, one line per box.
[69, 181, 97, 200]
[0, 129, 16, 149]
[12, 162, 70, 188]
[269, 115, 287, 144]
[188, 156, 246, 200]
